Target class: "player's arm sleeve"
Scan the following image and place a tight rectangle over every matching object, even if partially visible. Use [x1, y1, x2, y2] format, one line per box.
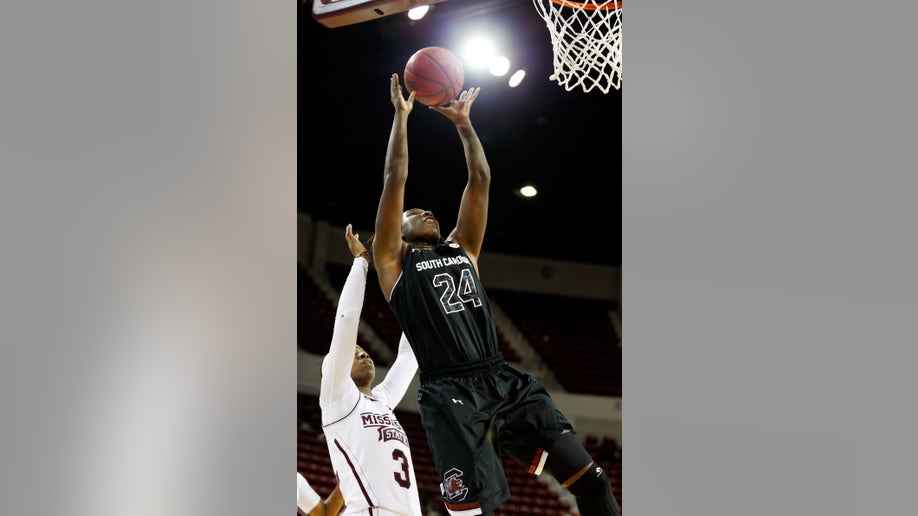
[375, 332, 418, 407]
[320, 257, 368, 407]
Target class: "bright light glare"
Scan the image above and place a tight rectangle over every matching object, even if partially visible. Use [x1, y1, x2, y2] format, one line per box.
[508, 69, 526, 88]
[519, 185, 538, 198]
[488, 56, 510, 77]
[463, 38, 495, 69]
[407, 6, 429, 20]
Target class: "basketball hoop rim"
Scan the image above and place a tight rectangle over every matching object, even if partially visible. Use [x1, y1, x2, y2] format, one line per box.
[547, 0, 621, 10]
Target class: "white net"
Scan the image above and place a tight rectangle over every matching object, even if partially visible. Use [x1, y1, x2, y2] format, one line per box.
[532, 0, 622, 93]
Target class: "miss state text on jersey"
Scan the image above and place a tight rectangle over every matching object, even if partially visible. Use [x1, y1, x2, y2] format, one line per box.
[361, 409, 409, 446]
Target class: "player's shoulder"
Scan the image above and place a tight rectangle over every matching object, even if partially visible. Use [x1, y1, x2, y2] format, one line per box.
[367, 388, 391, 405]
[440, 240, 463, 252]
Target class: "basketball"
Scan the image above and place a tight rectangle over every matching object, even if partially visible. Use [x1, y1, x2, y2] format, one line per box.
[403, 46, 465, 107]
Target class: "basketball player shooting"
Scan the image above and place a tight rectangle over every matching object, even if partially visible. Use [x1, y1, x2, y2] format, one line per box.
[319, 224, 423, 516]
[371, 74, 621, 516]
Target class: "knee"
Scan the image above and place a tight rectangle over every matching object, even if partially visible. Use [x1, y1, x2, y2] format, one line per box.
[566, 463, 610, 498]
[544, 431, 596, 482]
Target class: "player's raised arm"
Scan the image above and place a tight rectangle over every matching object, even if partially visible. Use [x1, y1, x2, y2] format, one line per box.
[431, 86, 490, 264]
[319, 224, 368, 407]
[374, 333, 417, 408]
[373, 73, 414, 301]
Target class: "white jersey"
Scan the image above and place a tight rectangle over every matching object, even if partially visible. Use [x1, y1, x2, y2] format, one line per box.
[323, 385, 421, 516]
[320, 257, 422, 516]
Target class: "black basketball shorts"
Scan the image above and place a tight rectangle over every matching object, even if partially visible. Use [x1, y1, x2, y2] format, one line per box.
[417, 362, 574, 515]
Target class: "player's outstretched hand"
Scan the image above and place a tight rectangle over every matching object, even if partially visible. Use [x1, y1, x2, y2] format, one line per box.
[345, 224, 369, 261]
[390, 73, 415, 114]
[429, 86, 480, 123]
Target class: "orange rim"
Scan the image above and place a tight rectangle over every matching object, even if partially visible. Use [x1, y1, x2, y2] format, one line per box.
[548, 0, 621, 9]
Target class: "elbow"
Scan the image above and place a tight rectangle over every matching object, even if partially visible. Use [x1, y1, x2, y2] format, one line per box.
[471, 168, 491, 184]
[384, 163, 408, 181]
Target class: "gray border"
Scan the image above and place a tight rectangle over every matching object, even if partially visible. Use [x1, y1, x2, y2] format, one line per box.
[1, 1, 296, 514]
[625, 0, 918, 514]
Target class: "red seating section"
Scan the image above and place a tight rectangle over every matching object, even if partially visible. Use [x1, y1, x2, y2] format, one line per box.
[299, 264, 389, 365]
[488, 289, 621, 397]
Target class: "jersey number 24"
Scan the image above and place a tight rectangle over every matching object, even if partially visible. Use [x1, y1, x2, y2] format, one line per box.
[433, 268, 483, 314]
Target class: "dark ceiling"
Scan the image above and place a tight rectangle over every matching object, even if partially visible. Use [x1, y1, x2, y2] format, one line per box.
[299, 0, 622, 267]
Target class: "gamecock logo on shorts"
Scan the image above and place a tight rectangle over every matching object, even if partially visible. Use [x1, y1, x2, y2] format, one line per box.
[440, 468, 469, 501]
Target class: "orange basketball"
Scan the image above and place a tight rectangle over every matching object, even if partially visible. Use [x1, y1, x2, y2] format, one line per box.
[403, 46, 465, 107]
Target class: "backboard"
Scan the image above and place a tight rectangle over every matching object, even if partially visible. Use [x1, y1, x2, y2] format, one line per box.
[312, 0, 447, 29]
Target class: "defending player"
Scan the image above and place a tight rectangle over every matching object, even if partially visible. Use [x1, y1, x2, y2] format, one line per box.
[320, 224, 422, 516]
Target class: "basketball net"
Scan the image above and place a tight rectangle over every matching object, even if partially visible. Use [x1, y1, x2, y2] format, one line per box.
[532, 0, 622, 93]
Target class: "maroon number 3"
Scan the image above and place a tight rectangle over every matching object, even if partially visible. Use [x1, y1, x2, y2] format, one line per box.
[392, 449, 411, 488]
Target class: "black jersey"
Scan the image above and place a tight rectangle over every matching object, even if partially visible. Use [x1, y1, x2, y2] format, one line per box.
[389, 242, 501, 378]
